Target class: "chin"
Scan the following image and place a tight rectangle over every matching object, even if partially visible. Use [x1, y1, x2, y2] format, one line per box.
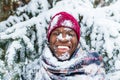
[55, 52, 71, 61]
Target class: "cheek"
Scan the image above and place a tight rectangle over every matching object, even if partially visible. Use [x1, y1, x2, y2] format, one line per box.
[49, 36, 57, 52]
[72, 37, 78, 45]
[49, 36, 56, 44]
[70, 38, 78, 52]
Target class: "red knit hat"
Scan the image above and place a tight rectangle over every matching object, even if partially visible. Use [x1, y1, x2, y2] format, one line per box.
[47, 12, 80, 42]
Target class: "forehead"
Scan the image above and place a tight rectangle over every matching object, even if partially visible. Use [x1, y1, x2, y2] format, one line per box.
[53, 27, 74, 32]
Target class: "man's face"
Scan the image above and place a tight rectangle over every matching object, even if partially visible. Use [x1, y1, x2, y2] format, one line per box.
[49, 27, 78, 61]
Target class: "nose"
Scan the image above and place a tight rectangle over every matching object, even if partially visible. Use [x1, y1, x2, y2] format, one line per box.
[62, 33, 66, 38]
[57, 33, 69, 42]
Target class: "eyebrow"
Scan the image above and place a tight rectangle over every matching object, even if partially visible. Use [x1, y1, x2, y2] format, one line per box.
[52, 29, 60, 32]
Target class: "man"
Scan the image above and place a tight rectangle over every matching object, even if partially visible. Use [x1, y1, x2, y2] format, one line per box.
[37, 12, 105, 80]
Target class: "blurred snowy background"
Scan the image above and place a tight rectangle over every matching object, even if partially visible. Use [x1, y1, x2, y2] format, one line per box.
[0, 0, 120, 80]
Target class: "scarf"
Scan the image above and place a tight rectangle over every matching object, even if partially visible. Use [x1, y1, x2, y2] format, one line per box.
[41, 45, 102, 80]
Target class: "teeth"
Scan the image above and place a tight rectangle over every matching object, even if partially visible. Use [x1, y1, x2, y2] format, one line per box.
[57, 46, 69, 49]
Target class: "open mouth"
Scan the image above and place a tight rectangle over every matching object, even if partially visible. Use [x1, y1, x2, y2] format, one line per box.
[56, 46, 70, 53]
[55, 46, 71, 60]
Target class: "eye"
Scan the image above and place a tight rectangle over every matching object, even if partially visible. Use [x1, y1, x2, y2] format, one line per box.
[68, 32, 76, 37]
[51, 31, 60, 36]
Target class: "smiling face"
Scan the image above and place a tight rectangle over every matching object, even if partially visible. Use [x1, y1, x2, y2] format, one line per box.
[49, 27, 78, 61]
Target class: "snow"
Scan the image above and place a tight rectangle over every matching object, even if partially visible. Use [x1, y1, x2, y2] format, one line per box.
[43, 45, 87, 69]
[115, 60, 120, 69]
[61, 20, 73, 27]
[57, 52, 70, 60]
[50, 14, 61, 28]
[57, 33, 72, 41]
[0, 0, 120, 80]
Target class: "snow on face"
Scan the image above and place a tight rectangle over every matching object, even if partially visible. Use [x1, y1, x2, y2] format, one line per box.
[53, 45, 71, 60]
[56, 28, 72, 41]
[57, 52, 70, 60]
[57, 33, 72, 41]
[64, 27, 72, 31]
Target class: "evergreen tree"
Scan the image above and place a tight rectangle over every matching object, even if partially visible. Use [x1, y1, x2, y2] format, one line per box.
[0, 0, 120, 79]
